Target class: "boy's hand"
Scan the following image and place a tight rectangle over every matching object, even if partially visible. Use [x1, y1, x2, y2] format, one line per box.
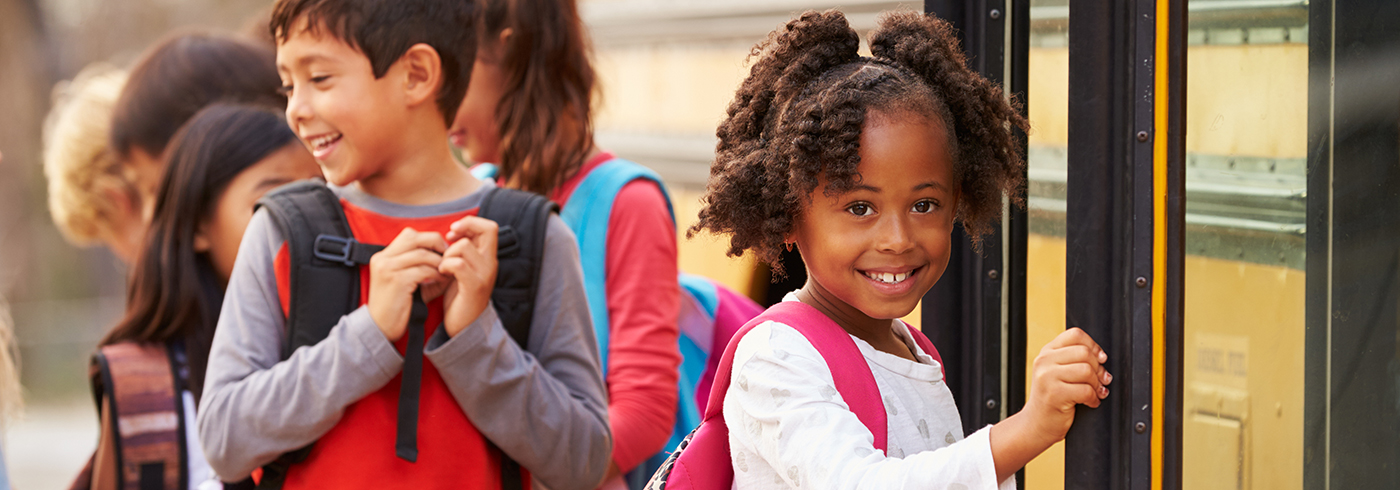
[439, 216, 498, 337]
[1024, 327, 1111, 443]
[368, 228, 448, 342]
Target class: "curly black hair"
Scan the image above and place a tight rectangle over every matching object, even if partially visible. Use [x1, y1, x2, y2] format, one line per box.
[689, 9, 1027, 275]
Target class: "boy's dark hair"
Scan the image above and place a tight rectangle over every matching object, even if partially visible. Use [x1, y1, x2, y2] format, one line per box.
[690, 9, 1028, 275]
[111, 32, 283, 160]
[269, 0, 477, 126]
[106, 104, 299, 403]
[477, 0, 597, 195]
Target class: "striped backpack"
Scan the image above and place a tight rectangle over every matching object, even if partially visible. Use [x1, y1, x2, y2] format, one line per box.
[70, 342, 199, 490]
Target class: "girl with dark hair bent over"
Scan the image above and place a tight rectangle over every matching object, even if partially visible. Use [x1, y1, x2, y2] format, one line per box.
[687, 10, 1111, 488]
[78, 105, 320, 490]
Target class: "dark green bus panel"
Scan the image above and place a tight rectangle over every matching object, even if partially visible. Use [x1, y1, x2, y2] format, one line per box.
[920, 0, 1400, 488]
[1304, 1, 1400, 488]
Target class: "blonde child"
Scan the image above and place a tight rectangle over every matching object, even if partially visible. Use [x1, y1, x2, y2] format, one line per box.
[689, 10, 1111, 488]
[41, 65, 133, 258]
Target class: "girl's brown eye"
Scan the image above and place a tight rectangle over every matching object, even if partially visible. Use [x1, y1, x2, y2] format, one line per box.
[913, 200, 935, 213]
[847, 203, 872, 216]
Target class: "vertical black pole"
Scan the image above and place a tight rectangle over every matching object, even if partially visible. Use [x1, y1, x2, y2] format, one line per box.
[1063, 0, 1157, 488]
[1005, 0, 1031, 481]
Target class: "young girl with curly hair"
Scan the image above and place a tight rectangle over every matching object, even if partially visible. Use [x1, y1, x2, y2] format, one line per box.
[690, 10, 1111, 488]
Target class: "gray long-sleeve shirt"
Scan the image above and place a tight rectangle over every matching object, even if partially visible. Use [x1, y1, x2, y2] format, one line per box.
[197, 182, 611, 490]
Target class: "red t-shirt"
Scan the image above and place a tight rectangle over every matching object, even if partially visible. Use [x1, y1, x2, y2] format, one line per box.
[272, 201, 526, 489]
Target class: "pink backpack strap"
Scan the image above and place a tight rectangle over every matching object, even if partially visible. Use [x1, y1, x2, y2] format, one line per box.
[702, 301, 889, 452]
[664, 302, 891, 490]
[903, 322, 945, 378]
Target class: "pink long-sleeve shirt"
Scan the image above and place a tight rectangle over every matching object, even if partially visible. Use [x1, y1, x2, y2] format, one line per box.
[551, 152, 683, 473]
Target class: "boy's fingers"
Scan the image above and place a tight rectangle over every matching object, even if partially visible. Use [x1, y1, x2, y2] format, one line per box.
[402, 230, 447, 254]
[440, 245, 491, 280]
[439, 256, 469, 279]
[445, 228, 495, 266]
[385, 249, 446, 271]
[379, 227, 420, 255]
[401, 265, 447, 288]
[443, 237, 476, 258]
[448, 217, 498, 252]
[448, 215, 495, 235]
[382, 228, 447, 255]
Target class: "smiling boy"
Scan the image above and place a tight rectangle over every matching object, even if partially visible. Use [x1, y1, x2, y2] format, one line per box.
[195, 1, 611, 489]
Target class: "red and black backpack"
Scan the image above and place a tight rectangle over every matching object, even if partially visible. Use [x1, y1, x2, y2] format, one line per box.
[252, 180, 555, 490]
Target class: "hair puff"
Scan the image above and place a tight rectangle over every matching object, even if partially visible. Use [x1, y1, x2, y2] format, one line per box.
[691, 9, 1027, 276]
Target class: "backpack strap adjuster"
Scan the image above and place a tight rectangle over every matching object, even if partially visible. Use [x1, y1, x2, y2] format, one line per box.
[313, 234, 382, 267]
[497, 225, 521, 258]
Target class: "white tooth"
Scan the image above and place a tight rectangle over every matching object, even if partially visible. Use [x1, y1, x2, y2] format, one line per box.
[895, 272, 908, 282]
[881, 273, 893, 283]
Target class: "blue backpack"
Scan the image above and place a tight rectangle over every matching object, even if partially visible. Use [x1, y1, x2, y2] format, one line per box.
[474, 160, 763, 487]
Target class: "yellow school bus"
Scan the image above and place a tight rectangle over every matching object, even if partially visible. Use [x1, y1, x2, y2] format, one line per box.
[584, 0, 1399, 487]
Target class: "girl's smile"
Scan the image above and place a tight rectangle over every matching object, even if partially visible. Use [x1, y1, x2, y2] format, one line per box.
[859, 265, 923, 295]
[793, 110, 959, 340]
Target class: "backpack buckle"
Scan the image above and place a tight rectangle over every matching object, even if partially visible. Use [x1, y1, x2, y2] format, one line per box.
[497, 225, 521, 258]
[313, 235, 358, 267]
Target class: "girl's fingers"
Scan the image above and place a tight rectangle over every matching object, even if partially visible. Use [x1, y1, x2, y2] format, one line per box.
[1071, 384, 1103, 408]
[1042, 362, 1104, 397]
[1046, 328, 1106, 363]
[1038, 344, 1100, 367]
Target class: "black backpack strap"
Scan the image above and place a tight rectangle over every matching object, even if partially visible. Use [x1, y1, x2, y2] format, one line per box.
[477, 186, 557, 348]
[254, 181, 386, 489]
[477, 186, 556, 490]
[255, 180, 381, 359]
[395, 290, 430, 463]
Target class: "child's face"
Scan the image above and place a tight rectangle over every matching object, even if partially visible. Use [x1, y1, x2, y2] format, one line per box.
[197, 142, 322, 284]
[276, 23, 411, 186]
[449, 39, 505, 164]
[792, 113, 959, 321]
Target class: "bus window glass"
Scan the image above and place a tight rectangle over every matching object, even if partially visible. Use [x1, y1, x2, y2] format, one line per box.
[1182, 1, 1309, 488]
[1024, 0, 1069, 487]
